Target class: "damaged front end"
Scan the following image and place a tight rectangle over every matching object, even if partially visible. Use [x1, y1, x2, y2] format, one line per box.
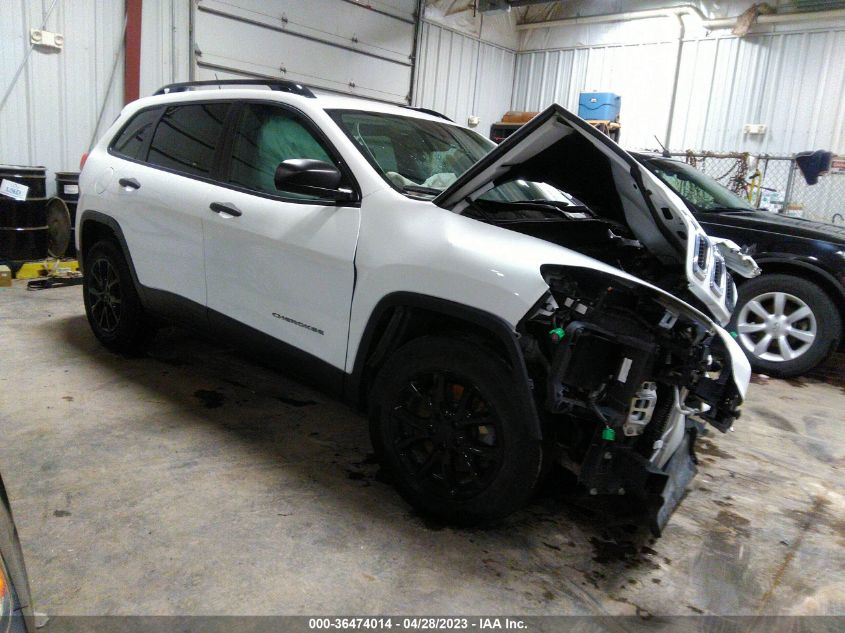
[430, 101, 755, 531]
[519, 265, 749, 534]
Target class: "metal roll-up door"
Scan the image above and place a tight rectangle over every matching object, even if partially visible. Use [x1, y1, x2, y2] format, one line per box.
[192, 0, 418, 104]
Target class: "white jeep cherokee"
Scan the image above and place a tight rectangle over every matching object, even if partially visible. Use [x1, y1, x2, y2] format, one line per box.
[77, 79, 758, 534]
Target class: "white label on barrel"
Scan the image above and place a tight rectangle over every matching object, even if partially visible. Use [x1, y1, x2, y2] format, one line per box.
[0, 179, 28, 201]
[63, 184, 79, 195]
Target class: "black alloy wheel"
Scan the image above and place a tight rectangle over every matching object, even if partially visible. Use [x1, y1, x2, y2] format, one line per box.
[87, 256, 122, 334]
[386, 370, 505, 500]
[83, 239, 152, 353]
[370, 336, 542, 524]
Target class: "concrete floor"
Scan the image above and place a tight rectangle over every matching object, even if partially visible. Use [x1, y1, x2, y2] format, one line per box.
[1, 280, 844, 617]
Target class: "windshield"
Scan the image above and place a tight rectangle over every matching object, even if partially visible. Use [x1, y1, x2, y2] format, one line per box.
[329, 110, 491, 194]
[646, 159, 755, 212]
[329, 110, 575, 203]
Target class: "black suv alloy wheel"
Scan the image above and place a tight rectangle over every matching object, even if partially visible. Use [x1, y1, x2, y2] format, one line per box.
[82, 240, 153, 353]
[370, 336, 542, 523]
[87, 256, 123, 334]
[385, 370, 505, 501]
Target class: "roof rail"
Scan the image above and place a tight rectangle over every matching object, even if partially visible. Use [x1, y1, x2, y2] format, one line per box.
[154, 79, 316, 98]
[400, 106, 453, 122]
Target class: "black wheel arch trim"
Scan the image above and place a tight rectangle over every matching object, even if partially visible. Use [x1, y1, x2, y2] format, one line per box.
[78, 210, 139, 283]
[347, 291, 543, 440]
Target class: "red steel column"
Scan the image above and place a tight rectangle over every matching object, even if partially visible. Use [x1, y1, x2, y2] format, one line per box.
[124, 0, 143, 104]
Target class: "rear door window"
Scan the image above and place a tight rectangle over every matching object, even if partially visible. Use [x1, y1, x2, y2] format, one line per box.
[111, 108, 162, 161]
[147, 103, 230, 178]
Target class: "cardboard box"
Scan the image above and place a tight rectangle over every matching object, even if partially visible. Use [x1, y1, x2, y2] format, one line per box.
[0, 265, 11, 287]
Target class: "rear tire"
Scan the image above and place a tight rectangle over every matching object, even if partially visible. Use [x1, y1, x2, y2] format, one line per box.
[729, 273, 841, 377]
[83, 239, 153, 353]
[369, 336, 543, 524]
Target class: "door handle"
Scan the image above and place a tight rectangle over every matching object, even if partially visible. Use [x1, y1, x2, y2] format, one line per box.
[209, 202, 243, 217]
[118, 177, 141, 190]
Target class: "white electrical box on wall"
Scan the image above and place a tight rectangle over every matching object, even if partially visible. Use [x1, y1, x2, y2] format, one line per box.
[743, 123, 767, 135]
[30, 29, 64, 50]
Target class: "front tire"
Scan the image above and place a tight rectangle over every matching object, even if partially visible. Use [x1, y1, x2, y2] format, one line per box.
[370, 336, 543, 524]
[83, 239, 152, 353]
[730, 273, 841, 377]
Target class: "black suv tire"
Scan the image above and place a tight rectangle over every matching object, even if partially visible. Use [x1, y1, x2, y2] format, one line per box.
[370, 336, 542, 524]
[730, 273, 841, 378]
[83, 239, 153, 353]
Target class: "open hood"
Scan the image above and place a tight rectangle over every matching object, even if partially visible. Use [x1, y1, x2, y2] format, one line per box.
[435, 104, 693, 261]
[433, 104, 759, 325]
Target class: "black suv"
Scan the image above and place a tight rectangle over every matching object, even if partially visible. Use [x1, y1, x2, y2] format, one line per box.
[634, 153, 845, 377]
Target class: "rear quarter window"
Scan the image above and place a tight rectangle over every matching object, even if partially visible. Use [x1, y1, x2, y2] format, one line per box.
[110, 108, 162, 160]
[147, 103, 230, 178]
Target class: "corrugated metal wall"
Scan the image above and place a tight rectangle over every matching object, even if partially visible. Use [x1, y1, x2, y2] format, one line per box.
[414, 20, 515, 136]
[0, 0, 126, 189]
[512, 27, 845, 154]
[670, 29, 845, 154]
[0, 0, 189, 193]
[513, 41, 677, 150]
[8, 1, 842, 185]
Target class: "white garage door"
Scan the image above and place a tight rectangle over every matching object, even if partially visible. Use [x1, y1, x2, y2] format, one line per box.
[193, 0, 418, 104]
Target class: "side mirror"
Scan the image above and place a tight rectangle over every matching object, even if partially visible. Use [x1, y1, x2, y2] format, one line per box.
[274, 159, 354, 202]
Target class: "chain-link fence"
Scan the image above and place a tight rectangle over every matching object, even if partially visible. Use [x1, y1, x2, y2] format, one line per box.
[788, 166, 845, 225]
[665, 151, 845, 225]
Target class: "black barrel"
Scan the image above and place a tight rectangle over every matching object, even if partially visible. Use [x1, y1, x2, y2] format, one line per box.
[55, 172, 80, 202]
[55, 172, 80, 257]
[0, 199, 47, 228]
[0, 228, 48, 261]
[0, 164, 47, 198]
[0, 165, 48, 262]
